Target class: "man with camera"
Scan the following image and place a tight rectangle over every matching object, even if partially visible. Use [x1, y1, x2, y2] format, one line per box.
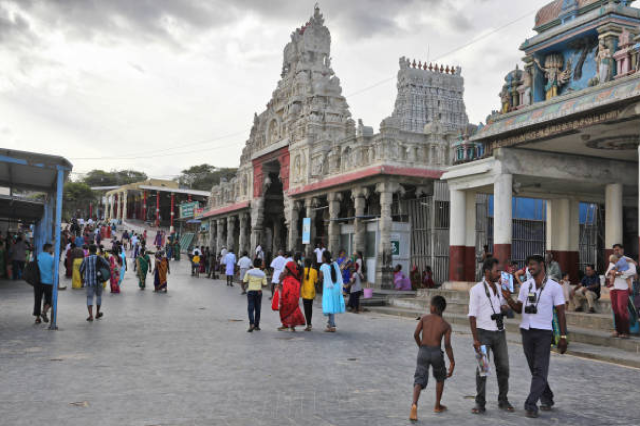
[502, 254, 568, 418]
[468, 257, 513, 414]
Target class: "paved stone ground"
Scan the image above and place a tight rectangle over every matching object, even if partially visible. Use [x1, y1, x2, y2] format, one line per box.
[1, 260, 639, 426]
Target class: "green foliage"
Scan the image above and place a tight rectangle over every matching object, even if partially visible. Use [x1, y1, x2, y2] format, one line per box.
[176, 164, 237, 191]
[63, 182, 97, 219]
[81, 169, 148, 187]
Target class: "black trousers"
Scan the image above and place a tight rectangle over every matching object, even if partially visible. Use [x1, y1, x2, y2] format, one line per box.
[33, 282, 52, 317]
[303, 298, 314, 326]
[476, 329, 510, 407]
[247, 291, 262, 327]
[521, 328, 554, 413]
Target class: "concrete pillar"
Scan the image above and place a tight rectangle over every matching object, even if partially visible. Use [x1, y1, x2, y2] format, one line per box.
[216, 218, 225, 255]
[285, 198, 300, 253]
[464, 191, 477, 282]
[122, 191, 128, 221]
[239, 212, 250, 256]
[327, 192, 342, 256]
[546, 198, 580, 280]
[448, 188, 466, 281]
[210, 220, 217, 254]
[352, 187, 369, 255]
[304, 197, 317, 256]
[226, 216, 236, 253]
[605, 182, 623, 261]
[375, 181, 399, 288]
[493, 173, 513, 269]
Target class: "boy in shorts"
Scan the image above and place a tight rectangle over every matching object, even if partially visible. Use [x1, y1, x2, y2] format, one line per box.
[410, 295, 455, 422]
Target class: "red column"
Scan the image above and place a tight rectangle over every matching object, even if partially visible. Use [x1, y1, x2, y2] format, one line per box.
[155, 191, 160, 227]
[89, 203, 92, 219]
[143, 190, 147, 222]
[464, 246, 476, 282]
[448, 246, 466, 281]
[170, 193, 175, 231]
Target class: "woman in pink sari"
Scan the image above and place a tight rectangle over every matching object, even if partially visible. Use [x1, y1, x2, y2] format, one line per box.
[277, 261, 306, 332]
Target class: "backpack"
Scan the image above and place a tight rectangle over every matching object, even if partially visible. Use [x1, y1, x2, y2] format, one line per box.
[96, 256, 111, 282]
[23, 259, 40, 286]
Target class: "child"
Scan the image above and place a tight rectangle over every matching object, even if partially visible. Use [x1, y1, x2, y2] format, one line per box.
[560, 271, 573, 309]
[192, 254, 201, 278]
[609, 254, 632, 289]
[410, 295, 455, 422]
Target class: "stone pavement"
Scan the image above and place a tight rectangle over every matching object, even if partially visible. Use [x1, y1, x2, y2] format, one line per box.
[1, 261, 639, 426]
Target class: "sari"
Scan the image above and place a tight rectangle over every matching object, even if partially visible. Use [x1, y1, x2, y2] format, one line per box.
[118, 251, 126, 286]
[136, 254, 150, 289]
[109, 255, 120, 293]
[279, 262, 306, 328]
[72, 258, 83, 289]
[154, 257, 169, 291]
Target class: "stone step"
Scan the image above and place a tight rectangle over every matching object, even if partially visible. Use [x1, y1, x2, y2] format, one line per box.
[388, 297, 615, 331]
[367, 305, 640, 355]
[417, 288, 613, 311]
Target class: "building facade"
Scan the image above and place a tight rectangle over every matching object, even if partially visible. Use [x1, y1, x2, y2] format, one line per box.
[443, 0, 640, 281]
[199, 6, 470, 287]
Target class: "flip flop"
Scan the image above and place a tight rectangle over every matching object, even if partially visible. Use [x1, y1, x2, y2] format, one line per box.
[96, 312, 104, 319]
[86, 317, 93, 322]
[434, 405, 447, 413]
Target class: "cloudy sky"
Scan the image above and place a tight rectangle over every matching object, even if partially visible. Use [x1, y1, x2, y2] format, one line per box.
[0, 0, 550, 179]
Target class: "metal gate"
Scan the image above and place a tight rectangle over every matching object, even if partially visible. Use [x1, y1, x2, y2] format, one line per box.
[487, 218, 546, 268]
[579, 203, 602, 273]
[402, 196, 450, 285]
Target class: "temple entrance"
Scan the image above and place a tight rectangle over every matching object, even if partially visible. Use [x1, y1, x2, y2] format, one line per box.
[262, 160, 286, 258]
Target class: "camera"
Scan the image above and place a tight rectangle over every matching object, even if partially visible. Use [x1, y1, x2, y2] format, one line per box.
[491, 312, 506, 331]
[524, 305, 538, 314]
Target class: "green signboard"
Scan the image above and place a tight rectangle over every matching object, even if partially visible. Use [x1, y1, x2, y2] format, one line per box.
[180, 201, 199, 219]
[391, 240, 400, 256]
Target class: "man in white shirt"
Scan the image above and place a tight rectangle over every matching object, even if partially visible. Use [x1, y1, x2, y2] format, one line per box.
[220, 246, 228, 258]
[502, 255, 567, 419]
[314, 242, 325, 266]
[237, 251, 253, 295]
[605, 243, 636, 338]
[468, 258, 513, 415]
[269, 250, 287, 300]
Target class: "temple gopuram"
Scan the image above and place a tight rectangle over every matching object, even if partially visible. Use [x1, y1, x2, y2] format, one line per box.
[198, 6, 470, 287]
[443, 0, 640, 282]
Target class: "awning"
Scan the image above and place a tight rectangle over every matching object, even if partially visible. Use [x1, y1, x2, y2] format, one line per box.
[0, 195, 44, 223]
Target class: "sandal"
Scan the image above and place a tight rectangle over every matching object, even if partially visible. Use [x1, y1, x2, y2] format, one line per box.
[96, 312, 104, 319]
[498, 402, 515, 412]
[277, 326, 288, 331]
[41, 313, 49, 323]
[305, 326, 312, 332]
[35, 317, 41, 324]
[471, 405, 486, 414]
[86, 317, 94, 322]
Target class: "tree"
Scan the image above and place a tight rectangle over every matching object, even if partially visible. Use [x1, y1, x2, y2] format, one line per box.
[63, 182, 97, 219]
[81, 169, 147, 187]
[177, 164, 238, 191]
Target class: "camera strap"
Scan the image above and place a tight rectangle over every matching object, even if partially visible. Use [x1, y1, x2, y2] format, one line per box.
[526, 276, 547, 310]
[482, 279, 500, 316]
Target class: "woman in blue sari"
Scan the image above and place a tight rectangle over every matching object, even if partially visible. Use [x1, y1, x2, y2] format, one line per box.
[337, 250, 352, 295]
[118, 245, 127, 288]
[319, 250, 345, 332]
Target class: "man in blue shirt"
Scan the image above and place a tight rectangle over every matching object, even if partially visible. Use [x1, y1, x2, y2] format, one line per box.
[572, 264, 600, 313]
[34, 243, 54, 324]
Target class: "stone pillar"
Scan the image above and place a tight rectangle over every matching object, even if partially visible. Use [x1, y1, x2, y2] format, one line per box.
[122, 191, 128, 221]
[216, 218, 225, 255]
[304, 197, 318, 256]
[375, 181, 399, 288]
[352, 187, 369, 254]
[210, 220, 217, 253]
[464, 191, 477, 282]
[327, 192, 342, 256]
[250, 198, 264, 251]
[239, 212, 250, 256]
[285, 201, 301, 253]
[107, 196, 112, 220]
[493, 173, 513, 269]
[448, 188, 466, 282]
[605, 182, 623, 261]
[227, 216, 236, 253]
[546, 198, 580, 281]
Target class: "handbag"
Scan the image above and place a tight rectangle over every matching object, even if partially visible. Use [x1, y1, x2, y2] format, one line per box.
[23, 259, 40, 286]
[271, 290, 280, 311]
[96, 257, 111, 282]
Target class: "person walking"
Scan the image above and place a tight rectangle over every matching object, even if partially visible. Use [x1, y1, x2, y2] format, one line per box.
[136, 248, 151, 290]
[154, 251, 170, 293]
[224, 249, 237, 287]
[34, 243, 54, 324]
[347, 251, 365, 313]
[71, 243, 85, 289]
[108, 248, 120, 293]
[237, 251, 252, 295]
[502, 254, 568, 418]
[269, 250, 286, 299]
[243, 258, 267, 332]
[277, 261, 306, 332]
[319, 251, 345, 332]
[301, 257, 317, 331]
[469, 257, 514, 414]
[11, 234, 28, 280]
[118, 245, 127, 288]
[80, 245, 109, 321]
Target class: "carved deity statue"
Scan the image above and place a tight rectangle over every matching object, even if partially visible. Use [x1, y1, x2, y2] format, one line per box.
[534, 54, 572, 100]
[596, 39, 614, 85]
[521, 69, 532, 106]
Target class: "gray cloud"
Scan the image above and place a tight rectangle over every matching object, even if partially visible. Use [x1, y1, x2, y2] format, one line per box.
[0, 3, 36, 47]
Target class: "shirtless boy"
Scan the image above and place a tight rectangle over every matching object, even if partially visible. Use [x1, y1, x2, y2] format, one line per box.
[410, 295, 455, 422]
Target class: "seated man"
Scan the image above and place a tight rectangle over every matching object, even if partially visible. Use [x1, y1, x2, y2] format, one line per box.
[571, 264, 600, 313]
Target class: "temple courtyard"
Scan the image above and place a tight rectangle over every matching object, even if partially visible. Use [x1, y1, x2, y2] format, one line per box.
[0, 261, 638, 426]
